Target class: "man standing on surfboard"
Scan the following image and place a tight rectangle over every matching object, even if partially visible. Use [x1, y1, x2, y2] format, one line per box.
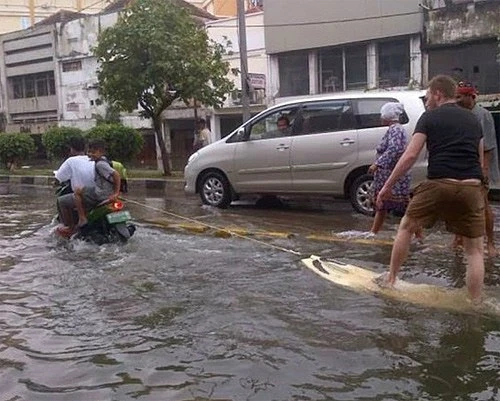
[376, 75, 485, 303]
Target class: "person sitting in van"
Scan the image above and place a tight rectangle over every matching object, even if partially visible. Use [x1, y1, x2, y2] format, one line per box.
[74, 140, 121, 228]
[277, 115, 291, 135]
[263, 115, 291, 139]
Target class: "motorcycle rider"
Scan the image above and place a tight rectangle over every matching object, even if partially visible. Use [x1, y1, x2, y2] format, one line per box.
[73, 139, 121, 228]
[55, 136, 95, 235]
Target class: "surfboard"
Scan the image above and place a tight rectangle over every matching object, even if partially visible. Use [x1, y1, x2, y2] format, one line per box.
[302, 255, 500, 317]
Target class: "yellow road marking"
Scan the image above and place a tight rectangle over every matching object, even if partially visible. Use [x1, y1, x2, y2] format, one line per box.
[144, 218, 449, 249]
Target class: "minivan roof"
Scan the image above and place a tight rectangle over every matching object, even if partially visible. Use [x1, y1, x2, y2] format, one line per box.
[272, 90, 426, 108]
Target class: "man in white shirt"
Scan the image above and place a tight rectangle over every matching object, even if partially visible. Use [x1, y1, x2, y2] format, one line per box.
[193, 118, 212, 152]
[54, 136, 95, 233]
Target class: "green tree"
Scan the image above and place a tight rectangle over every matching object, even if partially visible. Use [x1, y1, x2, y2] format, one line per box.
[96, 104, 121, 125]
[0, 133, 35, 170]
[86, 123, 144, 162]
[93, 0, 234, 175]
[42, 126, 84, 160]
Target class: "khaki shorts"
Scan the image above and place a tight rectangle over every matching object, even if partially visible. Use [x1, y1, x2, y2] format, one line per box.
[406, 179, 485, 238]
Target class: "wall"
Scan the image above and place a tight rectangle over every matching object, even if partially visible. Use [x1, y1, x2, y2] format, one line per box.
[264, 0, 424, 54]
[206, 12, 267, 107]
[425, 1, 500, 46]
[0, 25, 58, 132]
[425, 0, 500, 93]
[56, 12, 151, 130]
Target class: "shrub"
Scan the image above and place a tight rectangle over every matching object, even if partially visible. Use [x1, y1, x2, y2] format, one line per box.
[0, 133, 35, 170]
[86, 123, 144, 162]
[42, 126, 84, 160]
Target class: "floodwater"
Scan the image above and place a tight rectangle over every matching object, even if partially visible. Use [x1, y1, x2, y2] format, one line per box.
[1, 184, 500, 401]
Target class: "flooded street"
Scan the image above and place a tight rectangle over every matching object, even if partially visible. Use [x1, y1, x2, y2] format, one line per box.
[1, 183, 500, 400]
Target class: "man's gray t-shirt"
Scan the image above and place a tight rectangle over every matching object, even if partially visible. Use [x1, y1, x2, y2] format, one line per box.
[94, 159, 115, 200]
[472, 104, 500, 186]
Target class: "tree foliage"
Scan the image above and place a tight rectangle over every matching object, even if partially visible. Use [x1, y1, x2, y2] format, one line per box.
[86, 123, 144, 162]
[93, 0, 234, 174]
[42, 126, 84, 160]
[0, 133, 35, 170]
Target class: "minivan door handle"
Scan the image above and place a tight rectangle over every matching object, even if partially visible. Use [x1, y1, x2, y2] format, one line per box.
[276, 144, 289, 150]
[340, 138, 355, 146]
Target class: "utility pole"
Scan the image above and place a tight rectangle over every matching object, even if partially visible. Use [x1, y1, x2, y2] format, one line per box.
[76, 0, 83, 11]
[29, 0, 35, 27]
[237, 0, 251, 122]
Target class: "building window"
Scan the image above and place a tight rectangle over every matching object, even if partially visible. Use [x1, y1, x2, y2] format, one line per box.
[8, 71, 56, 99]
[345, 45, 367, 90]
[378, 39, 410, 87]
[62, 60, 82, 72]
[319, 48, 343, 93]
[278, 51, 309, 97]
[318, 45, 367, 92]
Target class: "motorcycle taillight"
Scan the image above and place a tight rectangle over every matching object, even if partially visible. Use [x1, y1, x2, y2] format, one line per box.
[112, 200, 124, 211]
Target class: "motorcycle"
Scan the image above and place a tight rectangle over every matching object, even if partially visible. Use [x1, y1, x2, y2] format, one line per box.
[55, 181, 136, 244]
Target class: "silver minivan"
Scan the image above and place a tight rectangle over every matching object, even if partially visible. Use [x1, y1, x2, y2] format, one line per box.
[184, 91, 427, 215]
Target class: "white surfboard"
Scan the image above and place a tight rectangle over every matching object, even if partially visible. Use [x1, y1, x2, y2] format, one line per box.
[302, 255, 500, 317]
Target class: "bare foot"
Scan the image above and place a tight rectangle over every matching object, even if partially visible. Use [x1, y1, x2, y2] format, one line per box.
[56, 225, 73, 239]
[373, 272, 395, 289]
[467, 294, 484, 307]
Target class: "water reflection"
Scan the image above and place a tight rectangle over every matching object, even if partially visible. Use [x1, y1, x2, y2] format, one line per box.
[0, 185, 499, 400]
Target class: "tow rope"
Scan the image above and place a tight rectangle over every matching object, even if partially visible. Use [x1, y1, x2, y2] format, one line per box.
[122, 197, 303, 256]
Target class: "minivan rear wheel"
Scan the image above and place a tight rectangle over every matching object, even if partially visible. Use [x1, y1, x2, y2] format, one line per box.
[199, 171, 232, 208]
[350, 174, 374, 216]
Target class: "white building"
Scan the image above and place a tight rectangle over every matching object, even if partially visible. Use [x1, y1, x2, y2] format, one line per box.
[206, 10, 267, 139]
[55, 12, 150, 131]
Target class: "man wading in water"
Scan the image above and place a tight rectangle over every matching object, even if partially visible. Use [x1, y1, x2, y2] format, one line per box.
[375, 75, 485, 303]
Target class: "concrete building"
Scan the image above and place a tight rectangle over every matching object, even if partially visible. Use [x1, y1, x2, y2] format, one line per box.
[206, 10, 267, 138]
[0, 0, 225, 169]
[0, 0, 106, 34]
[424, 0, 500, 95]
[55, 11, 150, 131]
[0, 18, 61, 134]
[0, 9, 115, 135]
[264, 0, 425, 102]
[423, 0, 500, 156]
[186, 0, 263, 17]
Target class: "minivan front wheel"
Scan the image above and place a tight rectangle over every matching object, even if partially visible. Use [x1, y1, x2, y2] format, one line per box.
[199, 171, 232, 208]
[350, 174, 374, 216]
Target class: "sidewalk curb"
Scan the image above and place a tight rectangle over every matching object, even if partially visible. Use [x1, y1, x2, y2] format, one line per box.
[0, 175, 185, 190]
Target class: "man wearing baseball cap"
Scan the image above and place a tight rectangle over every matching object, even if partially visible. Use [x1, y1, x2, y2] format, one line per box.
[455, 81, 500, 256]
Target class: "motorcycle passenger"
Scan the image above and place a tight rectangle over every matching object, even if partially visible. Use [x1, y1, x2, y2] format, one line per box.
[74, 139, 121, 228]
[109, 159, 128, 193]
[55, 137, 95, 234]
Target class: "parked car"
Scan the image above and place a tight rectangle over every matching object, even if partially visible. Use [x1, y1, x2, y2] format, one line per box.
[184, 91, 427, 215]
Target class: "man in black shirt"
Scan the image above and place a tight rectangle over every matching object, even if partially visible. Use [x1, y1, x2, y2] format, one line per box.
[376, 75, 485, 303]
